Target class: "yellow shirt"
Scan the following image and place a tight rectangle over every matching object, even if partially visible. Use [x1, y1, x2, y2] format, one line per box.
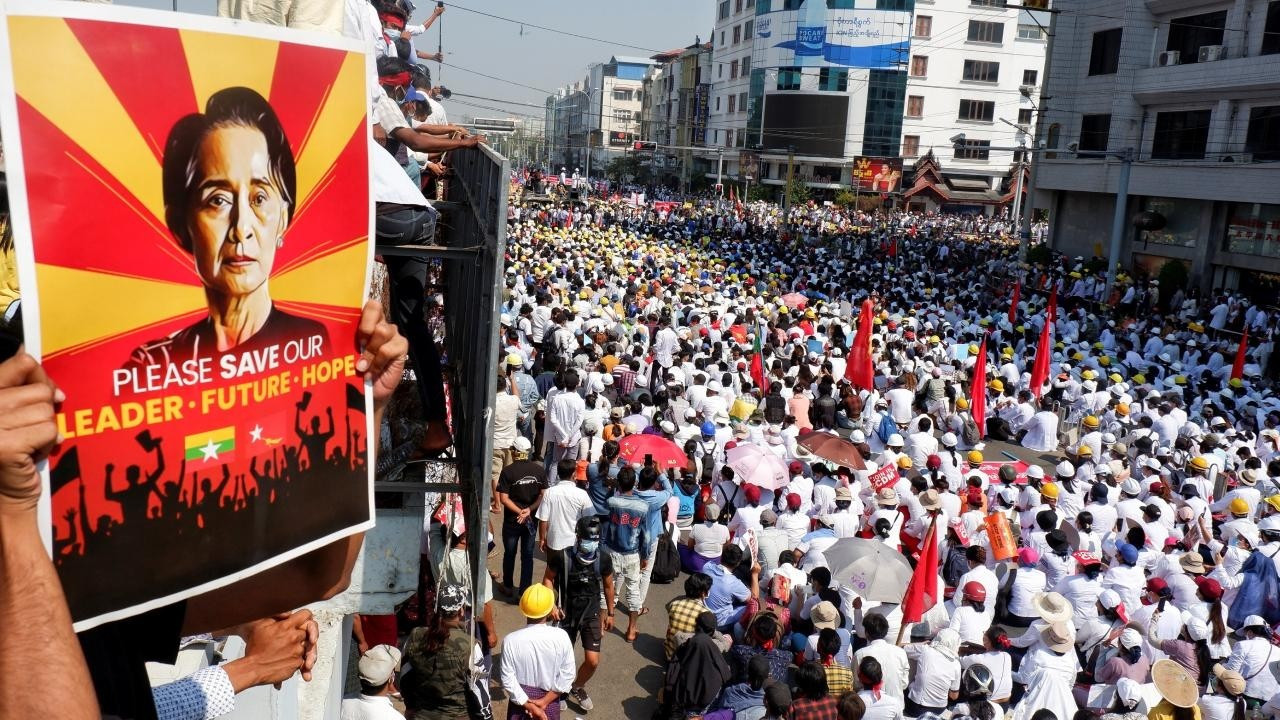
[1148, 700, 1202, 720]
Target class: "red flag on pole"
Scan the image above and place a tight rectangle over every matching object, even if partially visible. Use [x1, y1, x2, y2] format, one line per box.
[845, 298, 875, 390]
[969, 335, 988, 438]
[750, 324, 768, 392]
[1029, 315, 1053, 399]
[1231, 328, 1249, 381]
[901, 516, 940, 624]
[1008, 282, 1020, 324]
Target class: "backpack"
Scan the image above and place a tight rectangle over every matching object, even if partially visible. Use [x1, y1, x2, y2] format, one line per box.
[962, 415, 981, 447]
[764, 394, 786, 424]
[651, 526, 681, 584]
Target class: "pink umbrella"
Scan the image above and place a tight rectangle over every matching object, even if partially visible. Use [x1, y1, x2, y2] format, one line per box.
[618, 434, 687, 469]
[780, 292, 808, 310]
[724, 444, 789, 491]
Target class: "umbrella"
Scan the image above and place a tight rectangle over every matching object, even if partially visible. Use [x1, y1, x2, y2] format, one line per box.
[797, 432, 866, 470]
[823, 537, 914, 603]
[618, 434, 687, 469]
[724, 444, 789, 491]
[781, 292, 808, 309]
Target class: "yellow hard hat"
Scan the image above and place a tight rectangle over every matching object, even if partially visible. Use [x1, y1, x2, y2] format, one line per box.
[967, 450, 984, 464]
[805, 309, 816, 319]
[520, 584, 556, 619]
[1229, 497, 1250, 516]
[1093, 341, 1105, 350]
[988, 379, 1004, 392]
[1083, 415, 1100, 429]
[1099, 356, 1111, 367]
[898, 456, 914, 469]
[1109, 373, 1123, 384]
[1041, 482, 1060, 500]
[968, 344, 979, 355]
[929, 335, 941, 344]
[1174, 375, 1187, 385]
[1082, 370, 1098, 381]
[1189, 456, 1210, 472]
[1133, 374, 1147, 385]
[1075, 444, 1093, 457]
[1002, 347, 1014, 358]
[1072, 352, 1084, 361]
[1264, 495, 1280, 513]
[956, 397, 970, 410]
[1229, 378, 1244, 388]
[1116, 403, 1130, 416]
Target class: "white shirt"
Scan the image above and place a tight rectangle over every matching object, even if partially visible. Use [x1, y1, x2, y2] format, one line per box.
[776, 510, 811, 547]
[1225, 636, 1280, 701]
[859, 690, 905, 720]
[947, 604, 991, 646]
[547, 390, 586, 446]
[499, 623, 577, 706]
[341, 694, 404, 720]
[1008, 566, 1048, 618]
[906, 644, 960, 707]
[962, 651, 1014, 700]
[691, 521, 729, 557]
[536, 481, 593, 551]
[370, 137, 430, 207]
[855, 639, 911, 700]
[1021, 411, 1060, 452]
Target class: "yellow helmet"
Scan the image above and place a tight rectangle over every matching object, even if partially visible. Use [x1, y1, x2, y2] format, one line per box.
[1081, 370, 1098, 381]
[1133, 374, 1147, 385]
[1041, 482, 1060, 500]
[520, 584, 556, 619]
[1229, 498, 1250, 516]
[967, 450, 984, 464]
[968, 344, 979, 355]
[1099, 356, 1111, 367]
[1189, 456, 1210, 472]
[1083, 415, 1100, 429]
[898, 456, 914, 469]
[1075, 444, 1093, 457]
[1264, 495, 1280, 513]
[956, 397, 970, 410]
[988, 379, 1004, 392]
[1116, 403, 1130, 416]
[1229, 378, 1245, 388]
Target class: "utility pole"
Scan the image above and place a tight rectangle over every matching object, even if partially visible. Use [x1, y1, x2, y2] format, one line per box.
[716, 149, 724, 212]
[1018, 2, 1058, 260]
[1103, 148, 1134, 301]
[1010, 144, 1026, 232]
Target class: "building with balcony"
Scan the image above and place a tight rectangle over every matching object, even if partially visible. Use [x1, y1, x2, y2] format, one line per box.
[545, 56, 655, 177]
[898, 0, 1049, 212]
[1034, 0, 1280, 297]
[638, 41, 713, 189]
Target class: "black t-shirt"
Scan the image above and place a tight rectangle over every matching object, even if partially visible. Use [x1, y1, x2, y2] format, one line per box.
[80, 602, 186, 720]
[547, 550, 614, 625]
[497, 460, 548, 524]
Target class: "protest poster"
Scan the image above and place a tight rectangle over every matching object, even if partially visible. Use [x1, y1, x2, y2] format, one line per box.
[868, 463, 897, 492]
[0, 0, 373, 629]
[976, 460, 1031, 486]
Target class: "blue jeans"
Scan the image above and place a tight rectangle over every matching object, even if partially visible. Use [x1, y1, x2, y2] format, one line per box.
[502, 518, 537, 591]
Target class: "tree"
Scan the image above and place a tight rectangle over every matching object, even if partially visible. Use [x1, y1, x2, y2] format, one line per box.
[834, 189, 858, 208]
[746, 184, 772, 203]
[604, 154, 642, 184]
[784, 175, 810, 207]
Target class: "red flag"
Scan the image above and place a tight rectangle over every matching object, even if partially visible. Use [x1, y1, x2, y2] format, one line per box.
[1008, 282, 1020, 324]
[750, 325, 768, 392]
[901, 517, 940, 624]
[1029, 314, 1053, 399]
[844, 299, 875, 390]
[1232, 328, 1249, 381]
[969, 335, 988, 438]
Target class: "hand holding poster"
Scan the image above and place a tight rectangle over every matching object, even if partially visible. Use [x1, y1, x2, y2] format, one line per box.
[0, 1, 373, 629]
[868, 462, 897, 492]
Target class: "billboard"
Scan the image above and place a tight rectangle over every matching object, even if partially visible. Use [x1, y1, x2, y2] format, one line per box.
[692, 83, 710, 145]
[763, 94, 848, 158]
[0, 0, 373, 629]
[609, 130, 634, 147]
[851, 157, 903, 192]
[754, 1, 910, 70]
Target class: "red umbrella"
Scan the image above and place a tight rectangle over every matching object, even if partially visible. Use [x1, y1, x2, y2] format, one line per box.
[780, 292, 808, 309]
[797, 432, 866, 470]
[618, 434, 687, 469]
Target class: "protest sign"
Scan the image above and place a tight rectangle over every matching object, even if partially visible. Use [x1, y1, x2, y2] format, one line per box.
[976, 460, 1031, 486]
[869, 463, 897, 492]
[0, 1, 373, 629]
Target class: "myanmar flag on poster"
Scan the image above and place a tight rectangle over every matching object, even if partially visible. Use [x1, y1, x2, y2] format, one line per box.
[750, 325, 767, 392]
[184, 426, 237, 464]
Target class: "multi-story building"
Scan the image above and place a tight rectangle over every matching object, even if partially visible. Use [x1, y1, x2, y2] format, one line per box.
[707, 0, 756, 157]
[897, 1, 1049, 212]
[1033, 0, 1280, 297]
[639, 41, 713, 188]
[545, 56, 655, 177]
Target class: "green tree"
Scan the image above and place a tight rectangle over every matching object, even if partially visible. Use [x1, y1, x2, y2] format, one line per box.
[834, 189, 858, 208]
[604, 154, 642, 184]
[784, 175, 810, 206]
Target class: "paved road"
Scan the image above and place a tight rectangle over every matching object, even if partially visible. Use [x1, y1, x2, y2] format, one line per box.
[483, 439, 1065, 718]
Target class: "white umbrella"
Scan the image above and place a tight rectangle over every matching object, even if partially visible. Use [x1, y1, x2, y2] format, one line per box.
[823, 537, 914, 603]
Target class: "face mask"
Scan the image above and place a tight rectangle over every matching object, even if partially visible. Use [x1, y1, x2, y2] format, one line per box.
[577, 540, 599, 556]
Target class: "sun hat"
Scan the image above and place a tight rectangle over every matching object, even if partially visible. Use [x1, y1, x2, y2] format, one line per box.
[1031, 592, 1073, 624]
[812, 601, 840, 630]
[358, 644, 402, 686]
[1152, 659, 1199, 708]
[1213, 664, 1247, 696]
[1041, 622, 1074, 653]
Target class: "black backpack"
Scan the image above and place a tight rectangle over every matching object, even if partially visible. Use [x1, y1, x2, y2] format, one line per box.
[651, 527, 681, 584]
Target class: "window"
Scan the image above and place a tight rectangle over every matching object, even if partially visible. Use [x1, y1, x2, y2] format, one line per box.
[777, 66, 801, 90]
[730, 59, 739, 79]
[962, 60, 1000, 82]
[970, 0, 1004, 5]
[1167, 10, 1227, 63]
[958, 99, 995, 122]
[968, 20, 1004, 44]
[1088, 28, 1123, 75]
[819, 67, 849, 91]
[1151, 109, 1212, 159]
[1079, 113, 1111, 152]
[729, 94, 737, 113]
[739, 91, 749, 111]
[613, 89, 633, 101]
[1014, 108, 1032, 126]
[719, 0, 730, 20]
[906, 95, 924, 117]
[875, 0, 911, 9]
[1022, 69, 1038, 85]
[742, 55, 751, 75]
[903, 135, 920, 157]
[720, 31, 726, 46]
[1265, 1, 1280, 55]
[613, 108, 632, 124]
[784, 0, 804, 8]
[727, 129, 735, 147]
[910, 55, 929, 76]
[954, 139, 991, 160]
[914, 15, 933, 37]
[716, 96, 722, 111]
[735, 0, 743, 12]
[719, 64, 724, 78]
[1246, 105, 1280, 160]
[745, 20, 754, 39]
[1017, 24, 1044, 41]
[733, 25, 742, 44]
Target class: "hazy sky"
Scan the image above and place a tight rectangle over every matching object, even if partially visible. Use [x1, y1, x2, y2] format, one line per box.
[115, 0, 716, 123]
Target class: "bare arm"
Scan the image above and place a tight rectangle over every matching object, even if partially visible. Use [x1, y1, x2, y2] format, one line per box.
[0, 353, 99, 718]
[391, 127, 481, 153]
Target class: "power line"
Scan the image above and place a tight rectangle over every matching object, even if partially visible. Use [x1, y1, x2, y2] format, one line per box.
[441, 61, 552, 96]
[443, 1, 669, 54]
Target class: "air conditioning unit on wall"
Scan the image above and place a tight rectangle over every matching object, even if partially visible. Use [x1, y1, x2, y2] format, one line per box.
[1157, 50, 1181, 66]
[1198, 44, 1225, 62]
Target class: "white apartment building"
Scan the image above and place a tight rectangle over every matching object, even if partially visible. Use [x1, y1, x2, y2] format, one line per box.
[707, 0, 756, 157]
[1033, 0, 1280, 298]
[545, 56, 654, 175]
[898, 0, 1049, 211]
